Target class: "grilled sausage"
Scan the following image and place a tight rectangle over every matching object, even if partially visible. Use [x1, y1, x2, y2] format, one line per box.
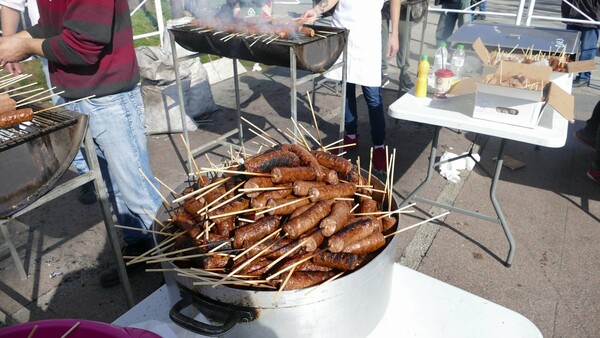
[282, 271, 335, 290]
[265, 196, 310, 215]
[251, 184, 292, 208]
[0, 99, 17, 114]
[298, 26, 315, 38]
[327, 217, 380, 252]
[283, 200, 332, 239]
[308, 182, 355, 202]
[208, 196, 250, 220]
[286, 144, 325, 181]
[233, 216, 280, 249]
[244, 149, 300, 173]
[313, 251, 362, 270]
[271, 166, 316, 183]
[341, 232, 386, 254]
[381, 216, 397, 233]
[293, 180, 326, 196]
[289, 202, 315, 219]
[216, 217, 235, 237]
[0, 108, 33, 128]
[243, 177, 274, 198]
[202, 254, 230, 270]
[312, 150, 353, 175]
[357, 199, 378, 214]
[320, 201, 351, 237]
[299, 228, 325, 252]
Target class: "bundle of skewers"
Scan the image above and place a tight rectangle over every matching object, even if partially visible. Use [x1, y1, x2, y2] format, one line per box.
[482, 72, 542, 90]
[132, 102, 448, 296]
[488, 44, 573, 72]
[0, 72, 93, 128]
[186, 16, 334, 46]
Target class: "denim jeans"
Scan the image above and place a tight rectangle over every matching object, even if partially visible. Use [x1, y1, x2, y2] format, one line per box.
[567, 25, 599, 82]
[57, 87, 162, 245]
[345, 83, 386, 146]
[436, 0, 472, 45]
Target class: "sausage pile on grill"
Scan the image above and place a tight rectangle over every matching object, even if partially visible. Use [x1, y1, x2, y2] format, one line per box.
[160, 144, 397, 291]
[489, 50, 572, 72]
[0, 93, 34, 128]
[189, 17, 315, 39]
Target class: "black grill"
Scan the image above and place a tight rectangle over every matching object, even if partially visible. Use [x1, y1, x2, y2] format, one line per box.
[0, 110, 77, 151]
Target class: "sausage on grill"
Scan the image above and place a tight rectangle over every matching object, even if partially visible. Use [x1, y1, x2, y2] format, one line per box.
[308, 182, 355, 202]
[320, 201, 351, 237]
[283, 200, 332, 239]
[0, 108, 33, 128]
[244, 149, 300, 173]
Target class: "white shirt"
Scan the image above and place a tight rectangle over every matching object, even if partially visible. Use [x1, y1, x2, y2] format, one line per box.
[0, 0, 39, 26]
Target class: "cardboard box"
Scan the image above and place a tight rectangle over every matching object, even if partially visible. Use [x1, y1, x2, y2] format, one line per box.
[472, 38, 597, 74]
[472, 61, 573, 128]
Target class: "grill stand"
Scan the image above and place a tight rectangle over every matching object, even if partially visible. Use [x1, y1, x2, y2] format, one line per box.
[0, 127, 135, 308]
[168, 30, 347, 173]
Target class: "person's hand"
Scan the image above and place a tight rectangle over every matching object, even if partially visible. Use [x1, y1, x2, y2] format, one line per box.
[4, 62, 22, 75]
[300, 8, 319, 24]
[386, 35, 399, 59]
[0, 36, 30, 69]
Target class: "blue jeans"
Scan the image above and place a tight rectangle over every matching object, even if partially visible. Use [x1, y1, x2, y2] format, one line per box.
[567, 25, 599, 82]
[57, 87, 162, 245]
[436, 0, 472, 45]
[345, 83, 386, 146]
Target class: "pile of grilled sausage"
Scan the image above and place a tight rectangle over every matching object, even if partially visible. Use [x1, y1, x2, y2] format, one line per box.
[162, 144, 397, 291]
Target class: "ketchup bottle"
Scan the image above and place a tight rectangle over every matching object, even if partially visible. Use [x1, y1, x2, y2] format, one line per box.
[415, 55, 430, 98]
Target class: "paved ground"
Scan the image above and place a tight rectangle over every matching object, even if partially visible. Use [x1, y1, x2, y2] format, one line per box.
[1, 0, 599, 337]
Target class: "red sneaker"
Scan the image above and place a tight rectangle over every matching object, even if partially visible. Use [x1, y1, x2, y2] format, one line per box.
[587, 168, 600, 185]
[373, 147, 387, 172]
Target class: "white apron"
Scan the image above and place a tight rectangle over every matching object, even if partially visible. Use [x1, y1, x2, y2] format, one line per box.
[325, 0, 385, 87]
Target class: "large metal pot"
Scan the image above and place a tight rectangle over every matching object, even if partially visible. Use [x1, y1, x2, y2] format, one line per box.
[155, 173, 399, 338]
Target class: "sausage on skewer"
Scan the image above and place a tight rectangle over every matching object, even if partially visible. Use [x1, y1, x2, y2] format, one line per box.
[0, 108, 32, 127]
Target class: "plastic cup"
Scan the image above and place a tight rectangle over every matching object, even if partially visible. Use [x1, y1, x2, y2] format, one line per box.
[434, 68, 454, 98]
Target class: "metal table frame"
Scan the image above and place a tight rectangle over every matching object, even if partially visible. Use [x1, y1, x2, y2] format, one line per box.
[168, 30, 348, 173]
[0, 125, 135, 307]
[388, 88, 569, 267]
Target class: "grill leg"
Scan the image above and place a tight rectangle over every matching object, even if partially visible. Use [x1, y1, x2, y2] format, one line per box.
[0, 221, 27, 280]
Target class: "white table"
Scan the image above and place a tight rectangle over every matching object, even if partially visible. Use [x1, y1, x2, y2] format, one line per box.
[388, 90, 569, 266]
[114, 264, 542, 337]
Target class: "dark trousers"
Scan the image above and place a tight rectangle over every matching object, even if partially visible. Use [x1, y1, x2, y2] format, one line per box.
[345, 83, 386, 146]
[584, 100, 600, 168]
[567, 25, 599, 82]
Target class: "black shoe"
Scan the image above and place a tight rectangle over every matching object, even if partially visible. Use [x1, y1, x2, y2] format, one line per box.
[399, 75, 414, 92]
[100, 238, 153, 288]
[572, 78, 590, 88]
[474, 14, 486, 20]
[78, 182, 97, 205]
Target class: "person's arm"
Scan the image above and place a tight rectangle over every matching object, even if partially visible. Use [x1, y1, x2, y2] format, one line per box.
[386, 0, 401, 58]
[301, 0, 340, 24]
[0, 6, 24, 74]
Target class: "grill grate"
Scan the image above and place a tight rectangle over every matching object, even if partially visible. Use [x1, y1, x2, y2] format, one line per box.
[0, 110, 78, 151]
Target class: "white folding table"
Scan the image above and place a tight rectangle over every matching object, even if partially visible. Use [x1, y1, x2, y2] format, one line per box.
[114, 264, 543, 337]
[387, 88, 569, 266]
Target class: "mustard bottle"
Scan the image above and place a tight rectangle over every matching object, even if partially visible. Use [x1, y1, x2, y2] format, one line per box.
[415, 55, 430, 98]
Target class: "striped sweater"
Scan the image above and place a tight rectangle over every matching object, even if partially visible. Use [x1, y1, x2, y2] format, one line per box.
[27, 0, 140, 99]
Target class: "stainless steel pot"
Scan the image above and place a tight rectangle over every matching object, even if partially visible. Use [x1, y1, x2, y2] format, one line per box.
[156, 174, 399, 338]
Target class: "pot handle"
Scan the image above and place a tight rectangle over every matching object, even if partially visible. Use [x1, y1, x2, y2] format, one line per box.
[169, 296, 241, 336]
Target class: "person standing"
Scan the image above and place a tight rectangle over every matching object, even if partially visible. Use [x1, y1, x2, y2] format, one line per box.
[0, 0, 162, 287]
[302, 0, 401, 172]
[0, 0, 98, 205]
[575, 100, 600, 183]
[382, 0, 415, 92]
[435, 0, 472, 46]
[561, 0, 600, 87]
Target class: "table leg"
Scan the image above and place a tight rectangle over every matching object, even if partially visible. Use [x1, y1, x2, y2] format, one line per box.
[490, 139, 515, 266]
[399, 126, 441, 208]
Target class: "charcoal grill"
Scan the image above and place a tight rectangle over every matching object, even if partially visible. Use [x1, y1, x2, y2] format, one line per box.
[0, 100, 135, 307]
[167, 20, 348, 172]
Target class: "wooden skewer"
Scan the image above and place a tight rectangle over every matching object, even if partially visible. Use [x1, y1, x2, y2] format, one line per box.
[16, 90, 65, 107]
[143, 207, 166, 229]
[0, 74, 31, 88]
[290, 120, 311, 150]
[266, 36, 278, 45]
[210, 206, 267, 219]
[248, 127, 277, 147]
[154, 176, 179, 197]
[255, 196, 310, 216]
[216, 240, 280, 287]
[325, 142, 356, 151]
[114, 224, 173, 236]
[239, 186, 292, 193]
[350, 203, 360, 213]
[314, 33, 327, 38]
[298, 123, 321, 148]
[304, 271, 345, 296]
[306, 90, 322, 147]
[138, 168, 170, 208]
[354, 192, 372, 199]
[281, 128, 305, 145]
[8, 86, 44, 98]
[274, 266, 295, 301]
[368, 147, 373, 186]
[322, 138, 343, 150]
[16, 86, 56, 104]
[353, 209, 414, 217]
[3, 82, 37, 95]
[199, 167, 272, 177]
[126, 245, 198, 263]
[388, 148, 396, 212]
[384, 211, 451, 238]
[34, 95, 96, 115]
[266, 251, 320, 281]
[27, 325, 38, 338]
[171, 177, 230, 204]
[377, 203, 417, 219]
[60, 321, 80, 338]
[127, 231, 185, 265]
[233, 229, 282, 261]
[265, 238, 310, 270]
[237, 217, 255, 223]
[147, 251, 235, 264]
[194, 280, 274, 287]
[316, 30, 336, 35]
[241, 116, 280, 144]
[334, 197, 354, 201]
[179, 134, 202, 182]
[206, 183, 245, 213]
